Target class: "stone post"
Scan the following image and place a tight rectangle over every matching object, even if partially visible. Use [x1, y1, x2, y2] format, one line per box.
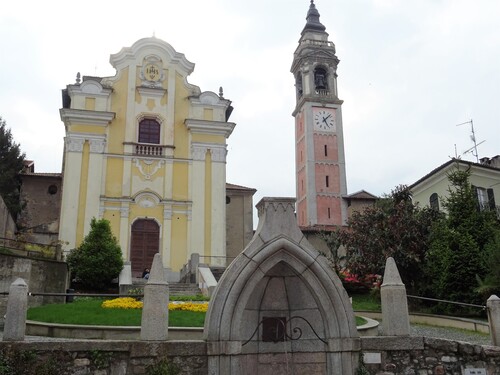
[119, 261, 132, 295]
[3, 278, 28, 341]
[380, 257, 410, 336]
[487, 295, 500, 346]
[191, 253, 200, 283]
[140, 253, 169, 340]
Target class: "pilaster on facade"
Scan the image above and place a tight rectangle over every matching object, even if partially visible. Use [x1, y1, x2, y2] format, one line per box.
[65, 135, 85, 153]
[191, 143, 228, 163]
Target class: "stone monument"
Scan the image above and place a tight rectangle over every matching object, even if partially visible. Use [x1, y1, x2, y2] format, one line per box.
[204, 197, 360, 374]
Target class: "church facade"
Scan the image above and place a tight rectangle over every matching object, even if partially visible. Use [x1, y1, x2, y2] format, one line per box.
[59, 38, 235, 278]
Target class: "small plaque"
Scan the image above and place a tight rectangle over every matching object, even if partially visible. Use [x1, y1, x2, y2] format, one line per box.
[464, 369, 486, 375]
[363, 352, 381, 364]
[262, 317, 286, 342]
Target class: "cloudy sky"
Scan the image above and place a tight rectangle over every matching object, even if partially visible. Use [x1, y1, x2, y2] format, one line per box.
[1, 0, 499, 221]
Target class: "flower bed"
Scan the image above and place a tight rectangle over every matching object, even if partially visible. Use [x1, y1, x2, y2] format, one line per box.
[101, 297, 209, 313]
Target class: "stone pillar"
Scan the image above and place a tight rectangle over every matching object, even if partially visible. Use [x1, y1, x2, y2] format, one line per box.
[140, 253, 169, 341]
[119, 261, 132, 295]
[380, 257, 410, 336]
[487, 295, 500, 346]
[3, 278, 28, 341]
[191, 253, 200, 283]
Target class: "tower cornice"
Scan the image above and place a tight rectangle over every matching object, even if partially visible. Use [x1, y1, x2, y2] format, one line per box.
[292, 97, 343, 117]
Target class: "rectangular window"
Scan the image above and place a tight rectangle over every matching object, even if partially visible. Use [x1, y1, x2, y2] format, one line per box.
[327, 207, 331, 218]
[476, 187, 488, 211]
[324, 145, 328, 157]
[326, 175, 329, 188]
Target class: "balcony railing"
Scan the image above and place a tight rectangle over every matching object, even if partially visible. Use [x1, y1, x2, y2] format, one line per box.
[135, 144, 164, 156]
[124, 142, 174, 157]
[315, 89, 330, 96]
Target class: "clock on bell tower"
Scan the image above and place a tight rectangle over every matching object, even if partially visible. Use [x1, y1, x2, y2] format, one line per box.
[291, 0, 348, 229]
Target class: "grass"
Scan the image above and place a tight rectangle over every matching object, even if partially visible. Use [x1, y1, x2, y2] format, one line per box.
[351, 293, 381, 312]
[27, 298, 368, 328]
[355, 316, 367, 326]
[27, 299, 205, 327]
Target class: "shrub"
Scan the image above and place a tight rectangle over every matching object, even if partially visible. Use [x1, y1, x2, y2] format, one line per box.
[66, 218, 123, 291]
[146, 359, 180, 375]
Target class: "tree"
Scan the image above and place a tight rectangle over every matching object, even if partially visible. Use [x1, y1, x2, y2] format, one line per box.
[324, 185, 441, 292]
[423, 167, 500, 307]
[66, 218, 124, 290]
[476, 231, 500, 297]
[0, 117, 25, 218]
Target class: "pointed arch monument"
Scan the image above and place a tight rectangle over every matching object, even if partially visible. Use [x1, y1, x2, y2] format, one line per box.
[204, 197, 360, 374]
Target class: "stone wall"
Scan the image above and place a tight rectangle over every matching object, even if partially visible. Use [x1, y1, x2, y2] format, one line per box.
[0, 337, 498, 374]
[0, 340, 207, 375]
[0, 194, 16, 239]
[0, 253, 68, 318]
[361, 336, 500, 374]
[18, 173, 62, 245]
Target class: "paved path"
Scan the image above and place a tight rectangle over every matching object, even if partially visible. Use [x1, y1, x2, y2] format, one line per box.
[0, 323, 493, 345]
[410, 323, 491, 346]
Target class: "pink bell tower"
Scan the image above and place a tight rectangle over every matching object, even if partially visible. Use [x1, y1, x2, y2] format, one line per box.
[291, 0, 348, 229]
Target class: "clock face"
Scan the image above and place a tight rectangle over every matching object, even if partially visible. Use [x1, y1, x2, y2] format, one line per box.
[313, 108, 336, 131]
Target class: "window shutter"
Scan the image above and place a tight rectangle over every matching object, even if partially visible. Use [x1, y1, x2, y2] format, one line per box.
[472, 185, 480, 211]
[487, 188, 496, 210]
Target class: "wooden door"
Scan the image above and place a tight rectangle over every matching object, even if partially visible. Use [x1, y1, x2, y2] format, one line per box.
[130, 219, 159, 277]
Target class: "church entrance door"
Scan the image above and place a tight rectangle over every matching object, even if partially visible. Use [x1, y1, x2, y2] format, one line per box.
[130, 219, 160, 277]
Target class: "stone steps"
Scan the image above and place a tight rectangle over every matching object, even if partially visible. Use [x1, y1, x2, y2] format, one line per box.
[130, 279, 202, 296]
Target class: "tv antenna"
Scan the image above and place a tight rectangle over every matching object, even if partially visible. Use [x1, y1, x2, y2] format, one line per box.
[456, 119, 485, 162]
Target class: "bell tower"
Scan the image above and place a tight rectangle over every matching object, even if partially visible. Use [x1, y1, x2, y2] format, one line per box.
[291, 0, 348, 228]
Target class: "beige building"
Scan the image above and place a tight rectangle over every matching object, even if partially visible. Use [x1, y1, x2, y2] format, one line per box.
[59, 37, 238, 279]
[225, 183, 256, 260]
[410, 156, 500, 218]
[345, 190, 378, 218]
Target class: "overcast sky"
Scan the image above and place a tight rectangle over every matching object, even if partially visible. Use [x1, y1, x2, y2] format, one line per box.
[1, 0, 499, 222]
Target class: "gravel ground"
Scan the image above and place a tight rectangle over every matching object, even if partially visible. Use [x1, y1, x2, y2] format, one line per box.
[410, 323, 492, 346]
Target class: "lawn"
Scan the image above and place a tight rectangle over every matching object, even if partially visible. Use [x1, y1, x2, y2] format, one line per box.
[27, 299, 205, 327]
[351, 293, 381, 312]
[27, 298, 369, 327]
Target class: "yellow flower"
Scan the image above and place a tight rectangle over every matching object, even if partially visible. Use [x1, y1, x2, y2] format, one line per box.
[102, 297, 143, 309]
[101, 298, 209, 312]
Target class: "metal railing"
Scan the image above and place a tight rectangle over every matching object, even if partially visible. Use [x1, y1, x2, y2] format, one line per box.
[407, 294, 486, 310]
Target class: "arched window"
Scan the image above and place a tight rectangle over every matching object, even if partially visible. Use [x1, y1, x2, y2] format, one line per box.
[138, 119, 160, 144]
[429, 193, 439, 211]
[314, 66, 328, 91]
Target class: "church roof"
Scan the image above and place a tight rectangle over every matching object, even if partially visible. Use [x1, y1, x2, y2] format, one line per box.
[302, 0, 326, 35]
[345, 190, 379, 200]
[226, 183, 257, 193]
[409, 158, 500, 190]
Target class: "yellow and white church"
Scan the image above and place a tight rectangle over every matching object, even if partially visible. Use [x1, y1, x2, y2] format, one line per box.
[59, 37, 236, 278]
